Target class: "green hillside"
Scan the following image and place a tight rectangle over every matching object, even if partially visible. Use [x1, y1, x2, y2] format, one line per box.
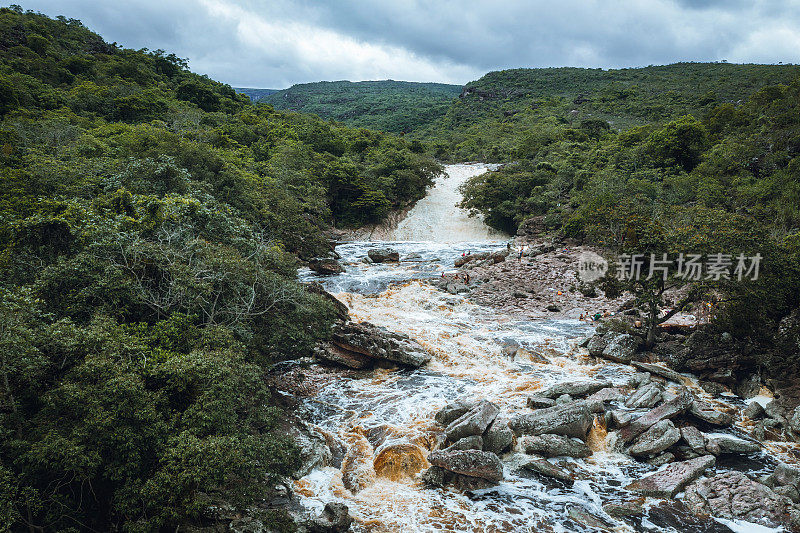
[422, 63, 800, 161]
[262, 79, 462, 134]
[0, 6, 440, 531]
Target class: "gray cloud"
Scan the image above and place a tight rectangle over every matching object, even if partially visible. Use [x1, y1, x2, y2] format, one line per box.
[16, 0, 800, 88]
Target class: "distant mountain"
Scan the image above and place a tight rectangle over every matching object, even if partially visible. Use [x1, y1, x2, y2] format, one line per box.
[234, 87, 280, 102]
[261, 80, 462, 134]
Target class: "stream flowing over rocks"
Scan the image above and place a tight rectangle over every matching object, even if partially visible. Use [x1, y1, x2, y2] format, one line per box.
[277, 164, 800, 532]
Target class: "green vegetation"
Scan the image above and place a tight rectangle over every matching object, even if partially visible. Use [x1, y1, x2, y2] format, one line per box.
[261, 80, 462, 134]
[0, 6, 440, 531]
[456, 69, 800, 374]
[234, 87, 279, 102]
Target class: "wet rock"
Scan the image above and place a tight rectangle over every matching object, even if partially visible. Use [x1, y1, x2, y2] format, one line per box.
[618, 390, 693, 443]
[607, 410, 632, 429]
[420, 465, 447, 487]
[520, 456, 573, 483]
[566, 504, 614, 530]
[454, 252, 489, 268]
[789, 405, 800, 435]
[538, 379, 612, 399]
[445, 281, 469, 294]
[521, 434, 592, 458]
[699, 381, 729, 396]
[774, 484, 800, 504]
[647, 451, 675, 467]
[684, 471, 791, 529]
[689, 400, 733, 426]
[765, 462, 800, 489]
[628, 372, 651, 388]
[587, 334, 609, 357]
[625, 382, 663, 409]
[555, 394, 573, 405]
[307, 502, 353, 533]
[603, 500, 644, 517]
[631, 361, 683, 383]
[313, 342, 372, 369]
[342, 434, 376, 493]
[290, 424, 332, 478]
[625, 455, 716, 498]
[706, 434, 760, 455]
[483, 417, 513, 455]
[308, 258, 345, 276]
[443, 435, 483, 452]
[733, 373, 762, 399]
[599, 332, 641, 363]
[765, 400, 787, 423]
[546, 304, 561, 312]
[427, 449, 504, 482]
[628, 419, 681, 457]
[445, 400, 500, 442]
[435, 400, 476, 426]
[509, 400, 594, 439]
[586, 387, 625, 405]
[526, 395, 556, 409]
[367, 247, 399, 263]
[402, 252, 422, 261]
[680, 426, 707, 455]
[744, 401, 766, 420]
[331, 321, 431, 367]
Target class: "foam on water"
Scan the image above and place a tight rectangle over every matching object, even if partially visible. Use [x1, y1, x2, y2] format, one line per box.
[291, 164, 792, 532]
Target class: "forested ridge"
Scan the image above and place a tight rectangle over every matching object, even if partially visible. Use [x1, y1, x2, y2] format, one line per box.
[0, 6, 440, 531]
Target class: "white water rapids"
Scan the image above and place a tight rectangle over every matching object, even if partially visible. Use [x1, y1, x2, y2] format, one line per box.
[293, 164, 789, 533]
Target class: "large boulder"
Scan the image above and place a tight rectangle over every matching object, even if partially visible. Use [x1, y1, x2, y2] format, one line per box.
[625, 455, 716, 498]
[680, 425, 707, 455]
[443, 435, 483, 452]
[628, 419, 681, 457]
[601, 332, 642, 363]
[483, 416, 513, 455]
[509, 400, 594, 439]
[537, 379, 611, 399]
[689, 400, 733, 426]
[631, 361, 683, 383]
[308, 258, 345, 276]
[427, 449, 504, 482]
[520, 456, 574, 483]
[435, 400, 476, 426]
[314, 342, 372, 369]
[521, 434, 592, 458]
[706, 434, 760, 455]
[330, 321, 431, 367]
[454, 252, 489, 267]
[445, 400, 499, 442]
[618, 390, 693, 443]
[367, 247, 400, 263]
[306, 502, 353, 533]
[625, 382, 663, 409]
[684, 471, 792, 529]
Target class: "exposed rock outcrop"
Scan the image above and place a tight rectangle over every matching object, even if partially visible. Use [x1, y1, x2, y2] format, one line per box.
[625, 455, 716, 498]
[427, 449, 504, 482]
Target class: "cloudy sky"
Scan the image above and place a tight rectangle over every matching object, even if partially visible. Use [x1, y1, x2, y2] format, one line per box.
[19, 0, 800, 88]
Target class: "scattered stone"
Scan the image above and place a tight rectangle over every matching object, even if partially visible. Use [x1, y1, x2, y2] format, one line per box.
[307, 502, 353, 533]
[625, 382, 663, 409]
[647, 452, 675, 467]
[556, 394, 573, 405]
[308, 258, 345, 276]
[628, 372, 651, 388]
[689, 400, 733, 426]
[538, 379, 612, 399]
[566, 505, 614, 530]
[367, 247, 399, 263]
[603, 501, 644, 518]
[483, 417, 513, 455]
[607, 410, 632, 429]
[765, 463, 800, 489]
[680, 426, 707, 455]
[510, 401, 594, 439]
[706, 434, 760, 455]
[744, 402, 766, 420]
[586, 387, 625, 405]
[527, 395, 556, 409]
[445, 400, 500, 442]
[618, 390, 693, 443]
[625, 455, 716, 498]
[521, 434, 592, 458]
[631, 361, 683, 383]
[684, 471, 791, 529]
[546, 304, 561, 312]
[331, 321, 431, 367]
[520, 457, 573, 483]
[427, 449, 504, 482]
[699, 381, 728, 396]
[443, 435, 483, 452]
[628, 420, 681, 457]
[435, 400, 476, 426]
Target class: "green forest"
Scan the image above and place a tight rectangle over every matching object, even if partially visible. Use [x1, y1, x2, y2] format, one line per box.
[0, 6, 440, 531]
[259, 80, 462, 134]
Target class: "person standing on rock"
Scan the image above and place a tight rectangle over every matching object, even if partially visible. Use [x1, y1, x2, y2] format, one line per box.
[518, 246, 525, 262]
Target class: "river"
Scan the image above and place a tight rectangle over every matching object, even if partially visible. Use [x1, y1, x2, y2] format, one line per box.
[292, 163, 787, 533]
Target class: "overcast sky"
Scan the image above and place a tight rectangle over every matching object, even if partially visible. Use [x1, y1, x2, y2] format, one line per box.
[18, 0, 800, 89]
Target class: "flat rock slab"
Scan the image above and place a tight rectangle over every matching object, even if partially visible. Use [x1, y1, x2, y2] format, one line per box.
[619, 391, 693, 443]
[628, 419, 681, 457]
[510, 400, 593, 438]
[521, 457, 573, 483]
[707, 434, 760, 455]
[332, 321, 431, 367]
[538, 379, 612, 399]
[428, 449, 503, 482]
[445, 400, 499, 441]
[631, 361, 684, 383]
[689, 400, 733, 426]
[625, 455, 716, 498]
[521, 434, 592, 458]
